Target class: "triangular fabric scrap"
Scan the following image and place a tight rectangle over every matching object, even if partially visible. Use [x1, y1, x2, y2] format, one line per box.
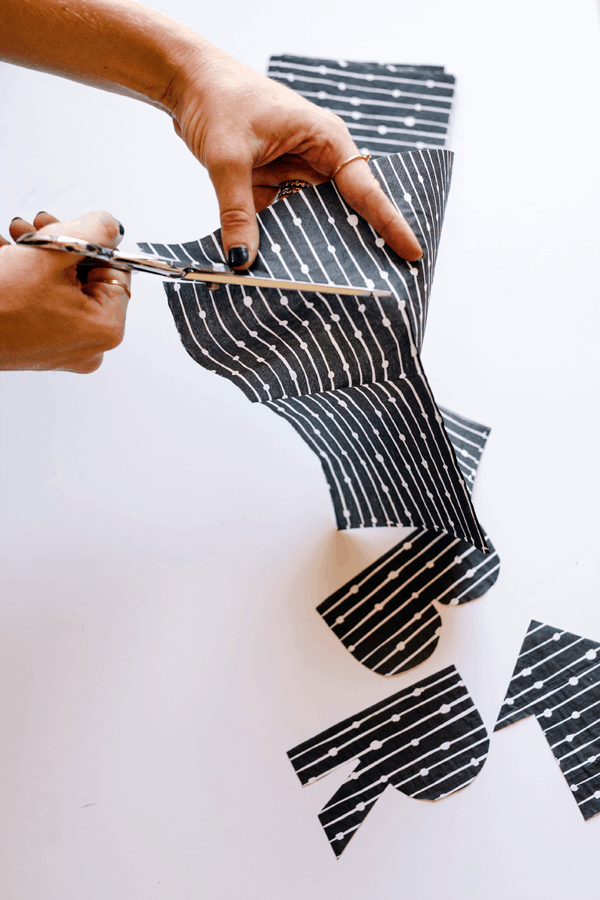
[288, 665, 489, 857]
[495, 620, 600, 821]
[318, 408, 500, 675]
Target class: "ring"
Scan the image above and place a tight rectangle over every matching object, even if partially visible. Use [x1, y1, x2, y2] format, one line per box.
[332, 153, 372, 179]
[93, 278, 131, 299]
[276, 180, 310, 202]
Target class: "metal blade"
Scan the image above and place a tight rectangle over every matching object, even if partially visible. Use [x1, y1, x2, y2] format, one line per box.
[180, 270, 390, 297]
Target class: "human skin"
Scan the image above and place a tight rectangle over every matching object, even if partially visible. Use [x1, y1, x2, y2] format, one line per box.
[0, 212, 130, 373]
[0, 0, 423, 371]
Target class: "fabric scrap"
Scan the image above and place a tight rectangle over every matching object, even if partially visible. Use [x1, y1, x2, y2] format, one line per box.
[288, 665, 489, 857]
[495, 620, 600, 821]
[318, 408, 500, 674]
[267, 55, 454, 157]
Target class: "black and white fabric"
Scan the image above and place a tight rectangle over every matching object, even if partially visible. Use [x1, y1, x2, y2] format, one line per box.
[287, 665, 489, 857]
[267, 56, 455, 157]
[318, 408, 500, 675]
[495, 621, 600, 821]
[140, 150, 486, 550]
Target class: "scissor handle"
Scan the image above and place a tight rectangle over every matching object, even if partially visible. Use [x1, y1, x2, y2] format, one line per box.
[16, 232, 118, 260]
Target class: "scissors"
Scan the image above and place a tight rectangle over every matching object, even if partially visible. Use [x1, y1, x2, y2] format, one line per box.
[16, 233, 391, 298]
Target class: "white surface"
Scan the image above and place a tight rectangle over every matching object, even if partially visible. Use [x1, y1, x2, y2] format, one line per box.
[1, 0, 600, 897]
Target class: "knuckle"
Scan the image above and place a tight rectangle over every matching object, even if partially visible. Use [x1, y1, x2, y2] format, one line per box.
[362, 178, 383, 205]
[220, 207, 254, 231]
[94, 210, 120, 243]
[209, 151, 252, 182]
[98, 323, 125, 352]
[344, 187, 372, 217]
[81, 307, 125, 354]
[331, 112, 350, 133]
[72, 353, 104, 375]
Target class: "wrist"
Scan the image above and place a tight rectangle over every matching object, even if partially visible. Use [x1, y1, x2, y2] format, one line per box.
[156, 32, 229, 118]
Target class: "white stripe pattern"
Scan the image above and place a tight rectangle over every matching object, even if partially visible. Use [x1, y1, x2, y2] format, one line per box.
[287, 665, 489, 857]
[267, 56, 454, 157]
[494, 620, 600, 821]
[317, 408, 500, 675]
[140, 150, 485, 549]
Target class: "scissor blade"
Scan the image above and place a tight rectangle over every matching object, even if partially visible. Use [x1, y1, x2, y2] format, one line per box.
[15, 234, 391, 297]
[181, 270, 391, 297]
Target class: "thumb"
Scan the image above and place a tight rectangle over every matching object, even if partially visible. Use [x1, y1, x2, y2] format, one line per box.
[208, 155, 259, 269]
[39, 210, 125, 252]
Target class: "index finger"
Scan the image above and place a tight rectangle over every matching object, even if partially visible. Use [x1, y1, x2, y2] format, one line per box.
[334, 157, 423, 262]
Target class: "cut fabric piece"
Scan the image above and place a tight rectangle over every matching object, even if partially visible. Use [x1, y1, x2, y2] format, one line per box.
[267, 385, 486, 536]
[288, 665, 489, 857]
[495, 620, 600, 821]
[267, 56, 454, 157]
[140, 150, 486, 551]
[142, 149, 451, 352]
[318, 408, 500, 674]
[441, 406, 489, 493]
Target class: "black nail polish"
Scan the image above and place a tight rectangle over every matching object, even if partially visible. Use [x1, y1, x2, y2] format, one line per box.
[35, 211, 49, 217]
[10, 216, 23, 223]
[228, 245, 249, 268]
[116, 219, 125, 236]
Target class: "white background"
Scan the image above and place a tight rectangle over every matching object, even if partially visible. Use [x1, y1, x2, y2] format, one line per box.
[1, 0, 600, 896]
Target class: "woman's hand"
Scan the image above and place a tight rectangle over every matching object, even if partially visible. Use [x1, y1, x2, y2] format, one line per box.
[165, 52, 424, 269]
[0, 0, 422, 272]
[0, 211, 131, 373]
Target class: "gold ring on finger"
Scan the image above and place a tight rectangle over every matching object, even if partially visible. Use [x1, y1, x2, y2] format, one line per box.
[93, 278, 131, 299]
[332, 153, 372, 179]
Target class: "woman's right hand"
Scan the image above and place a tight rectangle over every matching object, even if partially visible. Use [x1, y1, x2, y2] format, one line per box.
[164, 51, 424, 269]
[0, 211, 131, 373]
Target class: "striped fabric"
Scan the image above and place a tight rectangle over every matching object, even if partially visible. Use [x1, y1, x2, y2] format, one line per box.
[140, 150, 486, 550]
[318, 408, 500, 675]
[267, 55, 454, 157]
[264, 57, 496, 669]
[288, 665, 489, 857]
[495, 621, 600, 822]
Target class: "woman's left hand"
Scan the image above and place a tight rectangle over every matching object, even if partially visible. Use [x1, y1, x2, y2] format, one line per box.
[0, 211, 131, 373]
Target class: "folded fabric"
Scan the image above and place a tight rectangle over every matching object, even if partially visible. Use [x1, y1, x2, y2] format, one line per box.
[318, 407, 500, 675]
[140, 150, 486, 550]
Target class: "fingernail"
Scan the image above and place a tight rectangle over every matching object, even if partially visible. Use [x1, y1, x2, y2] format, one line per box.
[10, 216, 24, 223]
[35, 211, 49, 217]
[116, 219, 125, 236]
[228, 245, 249, 268]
